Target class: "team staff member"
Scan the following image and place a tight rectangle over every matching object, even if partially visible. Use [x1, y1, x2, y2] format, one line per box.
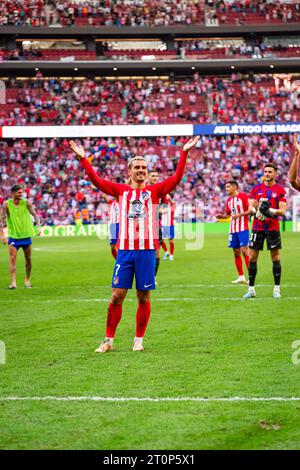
[243, 164, 287, 300]
[0, 184, 41, 289]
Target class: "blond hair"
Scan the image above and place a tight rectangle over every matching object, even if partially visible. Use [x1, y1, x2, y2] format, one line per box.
[128, 155, 147, 170]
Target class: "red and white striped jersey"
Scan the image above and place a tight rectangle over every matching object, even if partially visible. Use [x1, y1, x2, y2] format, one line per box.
[80, 149, 188, 250]
[162, 200, 176, 227]
[109, 200, 119, 224]
[225, 192, 249, 233]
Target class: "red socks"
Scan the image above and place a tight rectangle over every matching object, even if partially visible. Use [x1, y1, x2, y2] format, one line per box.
[234, 254, 244, 276]
[105, 301, 151, 339]
[136, 301, 151, 338]
[106, 303, 122, 338]
[161, 241, 168, 252]
[169, 240, 174, 255]
[111, 247, 118, 259]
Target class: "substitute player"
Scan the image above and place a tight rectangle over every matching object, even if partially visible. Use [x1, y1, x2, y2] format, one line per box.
[70, 136, 199, 352]
[289, 133, 300, 191]
[216, 180, 250, 284]
[243, 164, 287, 299]
[0, 184, 41, 289]
[161, 194, 176, 261]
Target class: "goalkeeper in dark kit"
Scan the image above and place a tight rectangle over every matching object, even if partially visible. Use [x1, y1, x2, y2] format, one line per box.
[242, 163, 287, 300]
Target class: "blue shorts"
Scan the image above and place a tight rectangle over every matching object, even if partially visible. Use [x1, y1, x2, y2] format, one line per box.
[162, 226, 175, 239]
[228, 230, 249, 249]
[109, 223, 119, 246]
[8, 237, 32, 250]
[112, 250, 156, 291]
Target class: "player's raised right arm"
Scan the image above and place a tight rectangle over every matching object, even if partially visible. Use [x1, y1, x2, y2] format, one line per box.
[289, 134, 300, 191]
[70, 140, 120, 197]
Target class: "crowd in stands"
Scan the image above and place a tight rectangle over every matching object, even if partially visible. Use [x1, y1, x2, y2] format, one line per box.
[0, 133, 294, 226]
[180, 40, 300, 60]
[1, 73, 299, 126]
[0, 0, 299, 27]
[0, 1, 47, 27]
[206, 0, 300, 26]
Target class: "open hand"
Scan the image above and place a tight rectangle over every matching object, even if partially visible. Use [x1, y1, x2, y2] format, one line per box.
[70, 140, 86, 160]
[0, 235, 7, 245]
[183, 136, 200, 152]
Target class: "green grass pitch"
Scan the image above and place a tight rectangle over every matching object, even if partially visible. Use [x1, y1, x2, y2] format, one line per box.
[1, 232, 300, 450]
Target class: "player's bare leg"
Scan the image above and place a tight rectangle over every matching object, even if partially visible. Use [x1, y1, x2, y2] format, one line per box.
[95, 288, 128, 353]
[8, 244, 18, 289]
[133, 290, 151, 351]
[232, 248, 247, 284]
[271, 248, 281, 298]
[243, 249, 259, 299]
[241, 245, 250, 272]
[23, 245, 32, 288]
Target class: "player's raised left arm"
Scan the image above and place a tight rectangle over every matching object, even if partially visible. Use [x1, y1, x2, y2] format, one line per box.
[155, 136, 200, 196]
[26, 200, 41, 236]
[289, 134, 300, 191]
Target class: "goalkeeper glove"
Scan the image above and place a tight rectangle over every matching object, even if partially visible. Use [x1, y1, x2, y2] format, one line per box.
[255, 209, 266, 221]
[258, 198, 277, 218]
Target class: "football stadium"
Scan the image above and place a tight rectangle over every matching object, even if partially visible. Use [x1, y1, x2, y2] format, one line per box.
[1, 0, 300, 455]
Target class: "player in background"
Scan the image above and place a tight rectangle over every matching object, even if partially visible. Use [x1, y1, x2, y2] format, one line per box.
[0, 184, 41, 289]
[289, 133, 300, 191]
[161, 194, 176, 261]
[69, 136, 199, 352]
[216, 181, 250, 284]
[148, 169, 164, 277]
[109, 198, 120, 260]
[243, 164, 287, 299]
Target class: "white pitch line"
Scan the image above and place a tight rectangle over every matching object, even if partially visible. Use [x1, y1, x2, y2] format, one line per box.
[0, 396, 300, 403]
[8, 284, 298, 289]
[2, 297, 300, 304]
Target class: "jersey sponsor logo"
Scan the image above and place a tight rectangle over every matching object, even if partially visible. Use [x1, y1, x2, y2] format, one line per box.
[128, 200, 146, 220]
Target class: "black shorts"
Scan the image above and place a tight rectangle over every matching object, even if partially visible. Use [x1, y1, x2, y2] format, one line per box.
[249, 230, 282, 251]
[159, 227, 163, 246]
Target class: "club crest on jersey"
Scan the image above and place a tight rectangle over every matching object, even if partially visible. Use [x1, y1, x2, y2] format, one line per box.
[141, 191, 150, 201]
[113, 276, 119, 285]
[128, 199, 146, 219]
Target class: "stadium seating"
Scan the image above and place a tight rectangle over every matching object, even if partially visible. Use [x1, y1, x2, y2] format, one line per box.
[23, 49, 97, 61]
[0, 74, 299, 127]
[0, 1, 298, 27]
